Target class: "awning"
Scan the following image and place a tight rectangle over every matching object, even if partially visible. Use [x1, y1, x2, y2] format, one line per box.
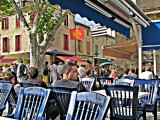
[57, 56, 86, 63]
[1, 59, 17, 63]
[142, 22, 160, 51]
[45, 49, 73, 56]
[48, 0, 130, 38]
[103, 40, 138, 59]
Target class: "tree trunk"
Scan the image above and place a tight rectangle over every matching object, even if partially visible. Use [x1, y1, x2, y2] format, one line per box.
[29, 34, 44, 80]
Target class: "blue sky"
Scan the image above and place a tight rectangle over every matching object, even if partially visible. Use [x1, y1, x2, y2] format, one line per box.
[75, 14, 98, 26]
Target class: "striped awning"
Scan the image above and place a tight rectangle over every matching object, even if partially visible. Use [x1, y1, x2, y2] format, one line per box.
[103, 40, 138, 59]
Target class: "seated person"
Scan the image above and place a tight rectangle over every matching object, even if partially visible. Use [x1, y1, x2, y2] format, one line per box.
[54, 61, 86, 92]
[128, 68, 137, 79]
[4, 73, 20, 95]
[139, 66, 153, 79]
[7, 68, 17, 83]
[0, 67, 4, 79]
[25, 67, 48, 88]
[109, 69, 118, 80]
[122, 69, 130, 78]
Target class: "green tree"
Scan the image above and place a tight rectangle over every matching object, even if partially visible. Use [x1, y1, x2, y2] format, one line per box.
[1, 0, 68, 78]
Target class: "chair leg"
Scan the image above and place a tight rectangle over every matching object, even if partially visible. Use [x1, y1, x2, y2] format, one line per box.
[154, 101, 157, 120]
[143, 105, 146, 120]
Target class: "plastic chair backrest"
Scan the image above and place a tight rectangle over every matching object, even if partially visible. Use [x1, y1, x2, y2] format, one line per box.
[105, 84, 139, 120]
[114, 79, 135, 86]
[97, 77, 113, 89]
[81, 77, 95, 91]
[0, 83, 13, 115]
[0, 80, 12, 84]
[123, 76, 133, 79]
[19, 82, 40, 88]
[51, 86, 78, 120]
[135, 79, 159, 104]
[14, 87, 50, 120]
[66, 91, 110, 120]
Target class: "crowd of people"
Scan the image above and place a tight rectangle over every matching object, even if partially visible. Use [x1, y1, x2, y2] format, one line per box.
[0, 59, 156, 95]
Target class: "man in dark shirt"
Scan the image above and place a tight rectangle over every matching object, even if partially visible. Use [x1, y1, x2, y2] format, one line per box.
[54, 61, 86, 92]
[25, 67, 48, 88]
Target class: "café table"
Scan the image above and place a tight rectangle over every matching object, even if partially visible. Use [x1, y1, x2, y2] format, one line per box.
[93, 90, 150, 98]
[0, 116, 17, 120]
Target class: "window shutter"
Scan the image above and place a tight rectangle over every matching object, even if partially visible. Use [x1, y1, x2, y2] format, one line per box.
[64, 15, 68, 26]
[6, 17, 9, 29]
[67, 35, 69, 50]
[64, 34, 66, 50]
[86, 42, 90, 54]
[16, 15, 20, 27]
[2, 19, 4, 29]
[66, 15, 68, 26]
[3, 38, 5, 52]
[7, 37, 9, 52]
[80, 40, 83, 53]
[19, 35, 21, 51]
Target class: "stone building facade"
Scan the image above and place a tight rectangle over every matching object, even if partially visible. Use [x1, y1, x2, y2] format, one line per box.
[74, 22, 94, 64]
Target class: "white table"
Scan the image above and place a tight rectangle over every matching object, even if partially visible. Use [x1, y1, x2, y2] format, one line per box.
[94, 90, 150, 98]
[0, 117, 17, 120]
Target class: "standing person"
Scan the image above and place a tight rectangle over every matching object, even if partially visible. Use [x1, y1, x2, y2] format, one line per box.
[49, 62, 58, 85]
[54, 61, 86, 92]
[57, 62, 64, 80]
[17, 61, 27, 82]
[26, 61, 30, 73]
[10, 63, 14, 71]
[13, 63, 17, 76]
[0, 67, 4, 79]
[3, 63, 8, 76]
[43, 61, 49, 85]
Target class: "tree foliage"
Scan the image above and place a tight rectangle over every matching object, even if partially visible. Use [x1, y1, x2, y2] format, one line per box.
[0, 0, 68, 76]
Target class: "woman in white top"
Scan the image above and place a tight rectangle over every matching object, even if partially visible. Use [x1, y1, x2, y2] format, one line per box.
[139, 66, 153, 79]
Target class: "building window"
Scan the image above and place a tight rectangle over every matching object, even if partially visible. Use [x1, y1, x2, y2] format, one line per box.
[3, 37, 9, 52]
[64, 34, 69, 50]
[102, 37, 104, 42]
[86, 42, 90, 54]
[95, 45, 98, 52]
[87, 30, 89, 36]
[15, 35, 21, 51]
[108, 38, 111, 45]
[64, 15, 68, 26]
[78, 40, 81, 52]
[102, 49, 104, 57]
[2, 17, 9, 29]
[16, 15, 20, 27]
[30, 11, 36, 24]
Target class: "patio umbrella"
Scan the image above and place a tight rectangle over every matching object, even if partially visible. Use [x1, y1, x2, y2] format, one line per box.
[99, 62, 113, 67]
[45, 49, 73, 56]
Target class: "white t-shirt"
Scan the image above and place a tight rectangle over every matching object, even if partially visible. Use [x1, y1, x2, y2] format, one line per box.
[78, 67, 85, 76]
[139, 71, 153, 79]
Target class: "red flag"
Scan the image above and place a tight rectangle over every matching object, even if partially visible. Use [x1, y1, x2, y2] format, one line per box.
[70, 28, 84, 40]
